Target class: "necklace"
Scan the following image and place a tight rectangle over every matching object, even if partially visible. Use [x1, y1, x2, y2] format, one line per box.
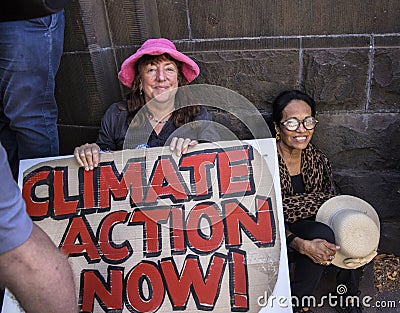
[148, 115, 169, 124]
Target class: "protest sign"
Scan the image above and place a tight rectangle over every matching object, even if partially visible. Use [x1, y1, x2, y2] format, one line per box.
[4, 138, 291, 313]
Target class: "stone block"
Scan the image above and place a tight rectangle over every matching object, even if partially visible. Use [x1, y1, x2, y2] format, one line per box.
[379, 222, 400, 255]
[188, 0, 275, 38]
[211, 111, 253, 140]
[375, 35, 400, 47]
[106, 0, 160, 45]
[334, 170, 400, 221]
[302, 50, 369, 111]
[370, 49, 400, 110]
[176, 37, 302, 53]
[302, 36, 370, 49]
[156, 0, 189, 39]
[64, 0, 111, 52]
[312, 113, 400, 171]
[186, 0, 400, 38]
[56, 50, 122, 126]
[192, 50, 299, 109]
[58, 125, 99, 156]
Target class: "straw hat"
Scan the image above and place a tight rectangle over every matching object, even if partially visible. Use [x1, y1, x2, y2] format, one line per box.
[316, 195, 380, 269]
[118, 38, 200, 88]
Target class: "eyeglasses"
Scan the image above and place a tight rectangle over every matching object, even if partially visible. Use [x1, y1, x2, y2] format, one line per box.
[280, 116, 318, 131]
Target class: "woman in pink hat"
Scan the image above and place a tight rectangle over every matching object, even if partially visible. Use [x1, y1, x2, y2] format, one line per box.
[74, 38, 219, 170]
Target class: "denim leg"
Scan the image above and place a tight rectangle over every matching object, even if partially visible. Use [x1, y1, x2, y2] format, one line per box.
[0, 10, 65, 178]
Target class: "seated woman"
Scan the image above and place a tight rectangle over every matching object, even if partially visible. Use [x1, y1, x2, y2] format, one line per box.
[272, 90, 362, 313]
[74, 38, 219, 170]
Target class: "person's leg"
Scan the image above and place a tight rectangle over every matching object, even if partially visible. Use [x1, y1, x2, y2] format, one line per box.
[288, 220, 335, 307]
[0, 21, 21, 179]
[0, 120, 18, 179]
[0, 11, 64, 178]
[336, 267, 362, 296]
[334, 267, 363, 312]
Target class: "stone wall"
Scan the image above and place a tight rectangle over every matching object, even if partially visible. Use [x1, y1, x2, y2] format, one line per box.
[57, 0, 400, 254]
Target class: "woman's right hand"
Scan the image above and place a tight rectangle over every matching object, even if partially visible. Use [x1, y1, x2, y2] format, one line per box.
[73, 143, 101, 171]
[169, 137, 198, 157]
[291, 237, 339, 266]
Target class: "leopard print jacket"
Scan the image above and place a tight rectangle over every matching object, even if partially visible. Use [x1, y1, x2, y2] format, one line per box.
[278, 143, 337, 224]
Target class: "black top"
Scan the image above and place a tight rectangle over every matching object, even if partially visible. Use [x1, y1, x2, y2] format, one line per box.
[0, 0, 68, 21]
[96, 102, 220, 151]
[291, 173, 305, 194]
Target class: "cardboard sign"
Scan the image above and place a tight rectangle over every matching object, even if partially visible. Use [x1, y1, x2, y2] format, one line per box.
[5, 139, 291, 313]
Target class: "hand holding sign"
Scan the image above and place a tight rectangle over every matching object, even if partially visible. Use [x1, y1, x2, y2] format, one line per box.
[19, 140, 283, 313]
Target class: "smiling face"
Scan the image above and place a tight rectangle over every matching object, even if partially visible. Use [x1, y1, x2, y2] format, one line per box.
[139, 56, 179, 106]
[276, 99, 315, 152]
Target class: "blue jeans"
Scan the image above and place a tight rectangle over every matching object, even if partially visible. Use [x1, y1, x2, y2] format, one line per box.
[0, 10, 65, 179]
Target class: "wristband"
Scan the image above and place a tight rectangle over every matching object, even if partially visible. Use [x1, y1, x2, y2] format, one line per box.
[286, 233, 297, 245]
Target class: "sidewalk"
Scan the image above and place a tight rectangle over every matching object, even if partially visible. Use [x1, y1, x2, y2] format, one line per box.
[313, 261, 399, 313]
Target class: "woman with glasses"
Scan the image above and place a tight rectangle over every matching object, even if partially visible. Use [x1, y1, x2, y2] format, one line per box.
[272, 90, 362, 313]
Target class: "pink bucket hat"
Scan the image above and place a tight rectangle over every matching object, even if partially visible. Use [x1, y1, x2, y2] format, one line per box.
[118, 38, 200, 88]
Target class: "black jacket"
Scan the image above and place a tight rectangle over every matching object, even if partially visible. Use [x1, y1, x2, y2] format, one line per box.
[0, 0, 68, 22]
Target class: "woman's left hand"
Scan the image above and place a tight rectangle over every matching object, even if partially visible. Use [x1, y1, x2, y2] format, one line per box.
[169, 137, 198, 157]
[303, 238, 339, 266]
[293, 237, 339, 266]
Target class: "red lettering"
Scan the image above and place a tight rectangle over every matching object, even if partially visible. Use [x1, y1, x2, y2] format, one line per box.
[81, 167, 95, 209]
[222, 196, 275, 247]
[179, 151, 217, 197]
[125, 261, 165, 313]
[229, 249, 248, 310]
[80, 266, 123, 313]
[145, 156, 189, 203]
[22, 167, 51, 219]
[218, 146, 254, 197]
[98, 163, 128, 209]
[53, 167, 79, 217]
[186, 202, 224, 253]
[122, 159, 146, 206]
[130, 207, 171, 257]
[170, 206, 185, 253]
[160, 254, 227, 310]
[98, 211, 132, 263]
[59, 216, 101, 262]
